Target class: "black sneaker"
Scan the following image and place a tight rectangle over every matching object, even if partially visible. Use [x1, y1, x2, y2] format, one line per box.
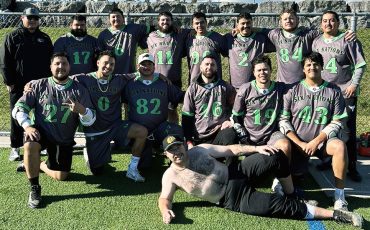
[347, 168, 362, 182]
[16, 161, 26, 172]
[28, 185, 42, 209]
[333, 209, 363, 228]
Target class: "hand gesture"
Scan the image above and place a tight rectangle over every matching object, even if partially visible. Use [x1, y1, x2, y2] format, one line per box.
[302, 140, 319, 156]
[63, 98, 86, 115]
[23, 82, 33, 94]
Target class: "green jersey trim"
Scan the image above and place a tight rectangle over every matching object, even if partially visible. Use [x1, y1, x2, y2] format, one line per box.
[322, 32, 345, 44]
[301, 80, 329, 91]
[156, 30, 173, 38]
[237, 32, 256, 41]
[109, 25, 126, 33]
[251, 80, 276, 92]
[354, 61, 367, 69]
[182, 111, 194, 116]
[195, 31, 212, 39]
[15, 102, 31, 113]
[232, 110, 244, 116]
[48, 77, 73, 89]
[89, 72, 112, 82]
[333, 112, 348, 120]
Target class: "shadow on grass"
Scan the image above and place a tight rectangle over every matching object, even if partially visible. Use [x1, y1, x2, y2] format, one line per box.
[171, 201, 214, 224]
[40, 155, 169, 208]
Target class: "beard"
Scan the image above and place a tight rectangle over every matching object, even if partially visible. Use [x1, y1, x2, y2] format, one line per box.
[71, 29, 87, 37]
[54, 73, 69, 82]
[158, 25, 174, 33]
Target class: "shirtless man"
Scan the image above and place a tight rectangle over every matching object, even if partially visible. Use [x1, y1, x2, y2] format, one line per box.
[158, 135, 363, 227]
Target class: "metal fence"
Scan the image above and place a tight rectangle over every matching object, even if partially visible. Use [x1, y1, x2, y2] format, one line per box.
[0, 12, 369, 136]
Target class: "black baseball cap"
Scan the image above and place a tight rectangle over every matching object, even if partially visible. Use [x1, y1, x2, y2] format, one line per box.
[162, 135, 184, 151]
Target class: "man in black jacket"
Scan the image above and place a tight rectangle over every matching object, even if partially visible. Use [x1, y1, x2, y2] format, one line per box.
[0, 8, 53, 161]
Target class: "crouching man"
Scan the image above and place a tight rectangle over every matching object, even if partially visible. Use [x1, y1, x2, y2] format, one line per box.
[12, 52, 95, 208]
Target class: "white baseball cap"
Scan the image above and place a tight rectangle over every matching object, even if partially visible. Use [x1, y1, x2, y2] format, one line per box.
[138, 53, 155, 64]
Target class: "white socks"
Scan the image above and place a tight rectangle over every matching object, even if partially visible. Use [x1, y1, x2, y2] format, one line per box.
[334, 188, 345, 201]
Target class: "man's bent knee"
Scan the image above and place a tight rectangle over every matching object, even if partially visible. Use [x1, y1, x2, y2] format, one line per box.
[53, 171, 69, 181]
[24, 142, 41, 154]
[129, 123, 148, 139]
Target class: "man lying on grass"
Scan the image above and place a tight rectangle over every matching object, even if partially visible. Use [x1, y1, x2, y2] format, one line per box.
[158, 135, 363, 228]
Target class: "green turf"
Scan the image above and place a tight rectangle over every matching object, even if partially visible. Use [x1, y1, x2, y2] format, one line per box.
[0, 148, 369, 229]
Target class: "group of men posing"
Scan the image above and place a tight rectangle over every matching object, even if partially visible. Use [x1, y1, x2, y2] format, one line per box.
[0, 6, 366, 228]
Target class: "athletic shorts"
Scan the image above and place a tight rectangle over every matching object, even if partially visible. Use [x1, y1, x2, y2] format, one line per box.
[85, 120, 132, 168]
[23, 128, 74, 172]
[290, 137, 339, 175]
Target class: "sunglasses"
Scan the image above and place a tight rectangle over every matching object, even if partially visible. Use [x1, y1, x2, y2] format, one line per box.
[26, 15, 40, 21]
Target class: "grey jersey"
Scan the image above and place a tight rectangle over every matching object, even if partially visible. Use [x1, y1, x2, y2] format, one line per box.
[98, 24, 149, 74]
[182, 78, 235, 139]
[225, 32, 275, 89]
[312, 32, 366, 94]
[72, 72, 131, 133]
[232, 81, 285, 144]
[268, 28, 320, 84]
[185, 31, 227, 82]
[281, 80, 347, 142]
[124, 73, 183, 131]
[14, 77, 92, 145]
[147, 29, 190, 83]
[54, 33, 99, 75]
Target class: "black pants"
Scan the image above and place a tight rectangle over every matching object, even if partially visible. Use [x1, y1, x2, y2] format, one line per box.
[345, 97, 357, 169]
[220, 151, 307, 219]
[195, 127, 237, 145]
[9, 90, 24, 148]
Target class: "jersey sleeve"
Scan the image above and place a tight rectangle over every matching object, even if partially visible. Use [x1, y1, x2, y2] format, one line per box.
[137, 24, 150, 49]
[232, 84, 248, 118]
[333, 89, 348, 121]
[53, 37, 65, 53]
[181, 85, 195, 117]
[346, 40, 367, 74]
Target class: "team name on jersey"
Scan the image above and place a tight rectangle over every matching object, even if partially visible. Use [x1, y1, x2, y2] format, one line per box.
[245, 97, 272, 106]
[194, 91, 222, 102]
[150, 41, 174, 49]
[317, 46, 345, 55]
[130, 88, 166, 96]
[68, 43, 94, 50]
[293, 94, 334, 103]
[192, 41, 213, 47]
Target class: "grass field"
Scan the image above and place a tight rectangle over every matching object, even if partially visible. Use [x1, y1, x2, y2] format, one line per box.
[1, 147, 369, 229]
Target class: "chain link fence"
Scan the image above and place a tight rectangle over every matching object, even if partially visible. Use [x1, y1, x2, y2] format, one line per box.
[0, 12, 369, 136]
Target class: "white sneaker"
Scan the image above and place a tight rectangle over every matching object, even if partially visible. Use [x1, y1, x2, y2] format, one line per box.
[40, 149, 48, 156]
[9, 148, 20, 161]
[271, 178, 284, 196]
[126, 166, 145, 182]
[334, 198, 349, 211]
